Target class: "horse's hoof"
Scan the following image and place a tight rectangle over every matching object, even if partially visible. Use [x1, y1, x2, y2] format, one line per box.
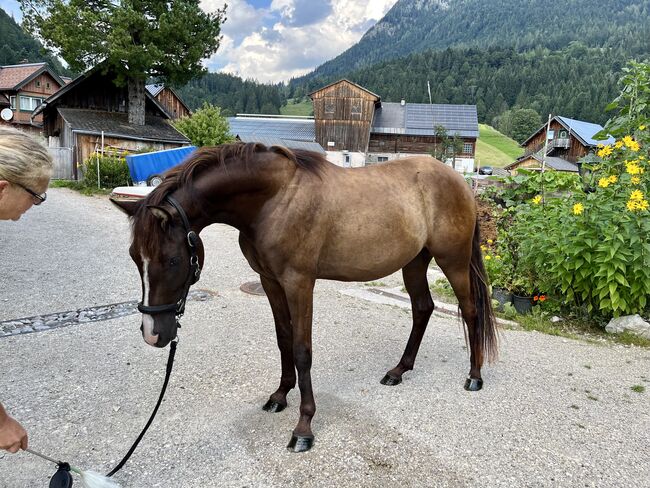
[464, 377, 483, 391]
[262, 400, 286, 413]
[287, 434, 314, 453]
[380, 374, 402, 386]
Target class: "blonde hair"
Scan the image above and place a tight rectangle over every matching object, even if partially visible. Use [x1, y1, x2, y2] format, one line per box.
[0, 127, 53, 186]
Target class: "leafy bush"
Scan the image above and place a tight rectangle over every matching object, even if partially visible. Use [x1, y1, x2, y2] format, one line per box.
[497, 62, 650, 319]
[82, 151, 132, 188]
[173, 103, 235, 147]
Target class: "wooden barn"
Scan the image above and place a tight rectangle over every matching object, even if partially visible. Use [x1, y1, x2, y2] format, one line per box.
[309, 79, 380, 153]
[146, 84, 191, 120]
[0, 62, 66, 133]
[33, 64, 189, 179]
[506, 115, 614, 174]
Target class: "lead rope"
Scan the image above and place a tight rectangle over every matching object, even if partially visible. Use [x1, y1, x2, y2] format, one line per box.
[106, 337, 178, 477]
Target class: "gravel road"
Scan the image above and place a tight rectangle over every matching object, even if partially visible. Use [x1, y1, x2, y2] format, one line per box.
[0, 188, 648, 488]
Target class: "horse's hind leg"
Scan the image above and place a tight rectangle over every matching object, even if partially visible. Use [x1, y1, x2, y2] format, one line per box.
[434, 255, 484, 391]
[381, 249, 434, 386]
[260, 276, 295, 413]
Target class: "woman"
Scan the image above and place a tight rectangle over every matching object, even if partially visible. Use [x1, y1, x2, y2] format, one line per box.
[0, 126, 53, 452]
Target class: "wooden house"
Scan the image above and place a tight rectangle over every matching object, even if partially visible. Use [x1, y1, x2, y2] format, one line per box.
[0, 62, 66, 133]
[146, 84, 191, 120]
[506, 116, 614, 174]
[33, 64, 190, 179]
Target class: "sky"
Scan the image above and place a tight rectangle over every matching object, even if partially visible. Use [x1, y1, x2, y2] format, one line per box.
[1, 0, 399, 83]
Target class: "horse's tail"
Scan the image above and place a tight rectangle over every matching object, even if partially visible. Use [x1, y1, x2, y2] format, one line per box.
[468, 218, 499, 363]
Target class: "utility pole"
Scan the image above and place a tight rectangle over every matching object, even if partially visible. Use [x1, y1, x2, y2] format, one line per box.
[541, 113, 552, 173]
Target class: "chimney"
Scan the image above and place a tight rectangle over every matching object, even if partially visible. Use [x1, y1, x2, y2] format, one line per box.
[400, 99, 406, 106]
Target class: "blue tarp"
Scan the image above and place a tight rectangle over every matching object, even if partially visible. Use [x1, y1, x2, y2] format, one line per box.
[126, 146, 197, 184]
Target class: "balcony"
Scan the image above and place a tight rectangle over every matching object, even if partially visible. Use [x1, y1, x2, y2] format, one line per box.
[550, 138, 570, 149]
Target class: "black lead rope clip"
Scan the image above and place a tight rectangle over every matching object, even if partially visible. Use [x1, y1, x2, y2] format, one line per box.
[49, 462, 73, 488]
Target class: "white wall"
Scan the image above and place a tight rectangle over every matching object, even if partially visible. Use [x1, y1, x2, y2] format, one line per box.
[326, 150, 366, 168]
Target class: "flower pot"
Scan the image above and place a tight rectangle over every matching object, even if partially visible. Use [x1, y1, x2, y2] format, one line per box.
[491, 288, 513, 311]
[512, 294, 533, 314]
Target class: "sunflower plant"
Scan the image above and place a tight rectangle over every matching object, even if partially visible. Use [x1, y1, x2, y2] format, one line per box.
[501, 62, 650, 319]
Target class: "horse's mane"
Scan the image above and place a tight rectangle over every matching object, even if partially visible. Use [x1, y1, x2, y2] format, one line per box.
[131, 142, 326, 255]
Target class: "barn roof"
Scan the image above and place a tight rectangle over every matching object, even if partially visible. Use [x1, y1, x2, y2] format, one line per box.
[57, 108, 189, 143]
[228, 115, 316, 142]
[506, 154, 579, 172]
[237, 134, 325, 154]
[372, 102, 479, 138]
[308, 79, 380, 100]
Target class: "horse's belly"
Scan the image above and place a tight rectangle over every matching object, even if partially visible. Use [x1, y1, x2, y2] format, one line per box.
[317, 232, 424, 282]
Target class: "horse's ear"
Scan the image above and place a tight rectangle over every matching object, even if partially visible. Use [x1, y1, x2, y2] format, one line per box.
[110, 197, 142, 216]
[147, 205, 173, 229]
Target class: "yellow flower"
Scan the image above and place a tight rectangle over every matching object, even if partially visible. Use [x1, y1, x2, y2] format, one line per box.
[608, 175, 618, 184]
[495, 255, 501, 260]
[597, 145, 613, 158]
[532, 195, 542, 205]
[487, 239, 493, 244]
[640, 125, 646, 131]
[480, 245, 487, 251]
[485, 255, 492, 260]
[614, 140, 624, 149]
[598, 178, 610, 188]
[631, 176, 641, 184]
[630, 190, 645, 201]
[626, 198, 649, 212]
[573, 202, 584, 215]
[621, 135, 640, 152]
[626, 161, 644, 175]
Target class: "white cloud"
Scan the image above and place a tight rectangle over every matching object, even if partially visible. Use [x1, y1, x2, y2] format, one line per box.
[208, 0, 399, 83]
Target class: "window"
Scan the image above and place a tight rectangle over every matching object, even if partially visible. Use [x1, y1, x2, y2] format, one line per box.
[378, 156, 389, 162]
[46, 82, 50, 89]
[324, 102, 335, 114]
[351, 103, 362, 117]
[35, 80, 41, 88]
[463, 143, 473, 154]
[9, 96, 16, 109]
[19, 96, 43, 111]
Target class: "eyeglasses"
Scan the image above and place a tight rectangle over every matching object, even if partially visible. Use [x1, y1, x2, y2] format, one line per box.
[14, 182, 47, 205]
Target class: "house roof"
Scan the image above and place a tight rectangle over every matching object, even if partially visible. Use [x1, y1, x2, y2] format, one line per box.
[372, 102, 479, 138]
[0, 62, 65, 91]
[308, 79, 381, 100]
[506, 154, 579, 172]
[228, 115, 316, 142]
[521, 115, 615, 147]
[237, 135, 325, 154]
[57, 108, 189, 143]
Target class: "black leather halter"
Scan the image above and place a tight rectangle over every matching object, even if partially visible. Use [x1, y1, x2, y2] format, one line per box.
[137, 195, 202, 318]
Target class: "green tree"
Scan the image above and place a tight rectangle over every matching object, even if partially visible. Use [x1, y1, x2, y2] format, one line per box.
[173, 103, 234, 147]
[20, 0, 225, 125]
[511, 108, 541, 143]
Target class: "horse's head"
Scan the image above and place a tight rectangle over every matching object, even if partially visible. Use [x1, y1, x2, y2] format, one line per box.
[111, 196, 204, 348]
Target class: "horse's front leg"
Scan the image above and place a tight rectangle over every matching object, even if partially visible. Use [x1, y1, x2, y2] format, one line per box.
[260, 276, 295, 413]
[282, 273, 316, 453]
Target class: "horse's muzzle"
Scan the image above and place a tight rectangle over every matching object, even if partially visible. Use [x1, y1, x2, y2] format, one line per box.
[140, 313, 177, 348]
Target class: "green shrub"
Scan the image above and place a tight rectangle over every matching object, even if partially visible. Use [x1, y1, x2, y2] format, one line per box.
[173, 103, 234, 147]
[82, 151, 132, 188]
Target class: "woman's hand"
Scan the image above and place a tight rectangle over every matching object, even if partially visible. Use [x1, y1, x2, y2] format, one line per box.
[0, 404, 28, 453]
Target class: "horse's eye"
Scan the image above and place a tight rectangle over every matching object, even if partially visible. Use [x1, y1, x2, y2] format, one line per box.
[169, 256, 181, 267]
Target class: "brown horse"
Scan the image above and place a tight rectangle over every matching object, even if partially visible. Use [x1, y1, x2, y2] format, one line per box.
[111, 142, 497, 453]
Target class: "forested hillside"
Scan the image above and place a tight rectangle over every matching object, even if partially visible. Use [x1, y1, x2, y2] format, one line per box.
[297, 0, 650, 84]
[0, 8, 68, 74]
[290, 45, 623, 125]
[176, 72, 284, 115]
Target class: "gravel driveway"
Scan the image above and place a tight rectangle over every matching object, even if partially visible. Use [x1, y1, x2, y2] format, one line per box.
[1, 188, 648, 488]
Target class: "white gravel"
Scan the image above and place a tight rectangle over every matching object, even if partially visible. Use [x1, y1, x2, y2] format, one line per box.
[0, 188, 649, 488]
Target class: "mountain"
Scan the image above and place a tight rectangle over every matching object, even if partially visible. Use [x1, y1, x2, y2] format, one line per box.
[0, 8, 69, 74]
[297, 0, 650, 84]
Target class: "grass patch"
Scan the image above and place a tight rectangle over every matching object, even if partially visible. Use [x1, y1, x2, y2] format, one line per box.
[631, 385, 645, 393]
[475, 124, 523, 167]
[50, 180, 113, 196]
[280, 98, 313, 116]
[429, 278, 457, 304]
[364, 281, 386, 287]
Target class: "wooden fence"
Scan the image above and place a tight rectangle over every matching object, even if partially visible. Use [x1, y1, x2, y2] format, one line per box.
[48, 147, 74, 180]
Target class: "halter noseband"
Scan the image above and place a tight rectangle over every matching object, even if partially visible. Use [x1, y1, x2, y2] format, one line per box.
[137, 195, 202, 318]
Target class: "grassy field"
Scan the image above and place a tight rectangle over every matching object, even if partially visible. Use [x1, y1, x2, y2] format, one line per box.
[475, 124, 523, 167]
[280, 98, 313, 116]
